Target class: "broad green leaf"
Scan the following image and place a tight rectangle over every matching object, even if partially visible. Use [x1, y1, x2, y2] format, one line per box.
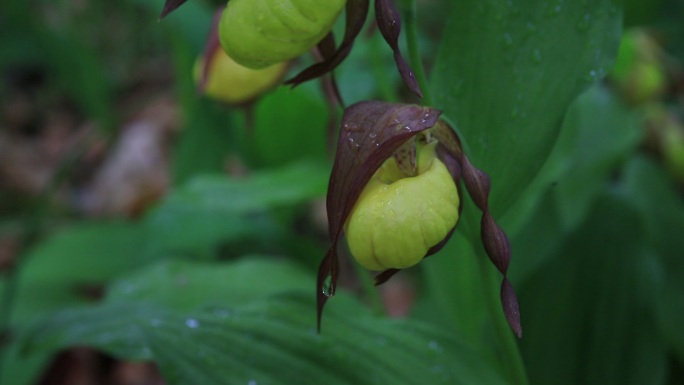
[143, 162, 328, 257]
[0, 341, 50, 385]
[622, 156, 684, 363]
[519, 193, 667, 385]
[0, 222, 143, 385]
[24, 294, 507, 385]
[106, 257, 314, 310]
[506, 85, 642, 280]
[237, 86, 330, 168]
[9, 222, 145, 322]
[432, 0, 622, 215]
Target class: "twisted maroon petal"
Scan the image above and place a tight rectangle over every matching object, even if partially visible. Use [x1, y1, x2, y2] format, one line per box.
[431, 120, 522, 338]
[159, 0, 187, 18]
[286, 0, 369, 86]
[375, 0, 423, 98]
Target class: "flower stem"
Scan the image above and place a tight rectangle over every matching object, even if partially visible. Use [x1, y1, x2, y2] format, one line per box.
[400, 0, 433, 106]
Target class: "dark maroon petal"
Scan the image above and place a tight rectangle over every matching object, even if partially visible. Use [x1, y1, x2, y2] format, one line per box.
[460, 157, 491, 210]
[501, 278, 522, 338]
[197, 8, 224, 94]
[432, 118, 521, 337]
[430, 120, 464, 160]
[316, 101, 441, 331]
[286, 0, 369, 86]
[159, 0, 188, 18]
[481, 213, 510, 274]
[374, 269, 400, 285]
[374, 0, 423, 98]
[326, 102, 441, 240]
[316, 249, 339, 332]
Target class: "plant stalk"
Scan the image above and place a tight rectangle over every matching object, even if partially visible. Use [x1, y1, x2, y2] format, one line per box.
[400, 0, 433, 106]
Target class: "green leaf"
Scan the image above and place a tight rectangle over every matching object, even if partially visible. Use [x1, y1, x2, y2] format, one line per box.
[0, 222, 144, 385]
[22, 258, 507, 384]
[431, 0, 622, 215]
[9, 222, 145, 322]
[106, 257, 314, 310]
[506, 85, 642, 280]
[518, 193, 667, 385]
[237, 86, 330, 168]
[143, 162, 328, 257]
[24, 294, 507, 385]
[622, 156, 684, 363]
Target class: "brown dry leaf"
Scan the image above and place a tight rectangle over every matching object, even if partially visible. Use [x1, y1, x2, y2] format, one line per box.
[79, 96, 179, 217]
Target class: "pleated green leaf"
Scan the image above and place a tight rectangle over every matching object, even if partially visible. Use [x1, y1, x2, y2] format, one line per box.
[518, 193, 667, 385]
[622, 157, 684, 364]
[143, 161, 328, 257]
[431, 0, 622, 215]
[21, 257, 507, 385]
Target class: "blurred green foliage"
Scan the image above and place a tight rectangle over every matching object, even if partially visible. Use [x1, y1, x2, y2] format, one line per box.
[1, 0, 684, 384]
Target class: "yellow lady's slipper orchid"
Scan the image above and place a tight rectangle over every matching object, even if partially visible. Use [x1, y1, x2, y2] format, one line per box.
[218, 0, 347, 69]
[316, 102, 521, 338]
[344, 141, 459, 270]
[194, 50, 286, 105]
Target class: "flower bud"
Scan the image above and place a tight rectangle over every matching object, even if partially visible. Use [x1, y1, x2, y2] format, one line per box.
[344, 141, 460, 270]
[610, 29, 666, 105]
[194, 49, 286, 105]
[218, 0, 346, 69]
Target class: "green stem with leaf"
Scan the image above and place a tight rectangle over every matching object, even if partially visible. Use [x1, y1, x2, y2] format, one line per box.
[399, 0, 529, 383]
[400, 0, 433, 106]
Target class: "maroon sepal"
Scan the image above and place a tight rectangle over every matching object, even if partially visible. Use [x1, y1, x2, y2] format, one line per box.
[197, 8, 224, 94]
[431, 121, 522, 338]
[374, 0, 423, 98]
[316, 101, 441, 331]
[159, 0, 188, 18]
[286, 0, 369, 87]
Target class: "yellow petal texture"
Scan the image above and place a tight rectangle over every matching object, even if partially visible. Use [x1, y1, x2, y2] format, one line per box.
[193, 50, 286, 104]
[344, 143, 460, 271]
[219, 0, 346, 69]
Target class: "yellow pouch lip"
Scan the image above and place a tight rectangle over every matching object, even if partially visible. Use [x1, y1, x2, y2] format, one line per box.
[344, 141, 460, 271]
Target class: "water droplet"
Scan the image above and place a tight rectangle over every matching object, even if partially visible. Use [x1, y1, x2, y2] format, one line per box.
[248, 380, 257, 385]
[322, 275, 335, 297]
[531, 48, 542, 64]
[149, 318, 161, 327]
[186, 318, 200, 329]
[347, 137, 360, 149]
[555, 5, 562, 13]
[428, 340, 442, 352]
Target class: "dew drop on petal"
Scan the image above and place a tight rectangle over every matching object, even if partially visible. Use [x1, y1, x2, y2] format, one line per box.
[322, 274, 334, 297]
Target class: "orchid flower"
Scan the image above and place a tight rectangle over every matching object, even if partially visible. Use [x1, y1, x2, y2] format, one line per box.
[318, 101, 522, 338]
